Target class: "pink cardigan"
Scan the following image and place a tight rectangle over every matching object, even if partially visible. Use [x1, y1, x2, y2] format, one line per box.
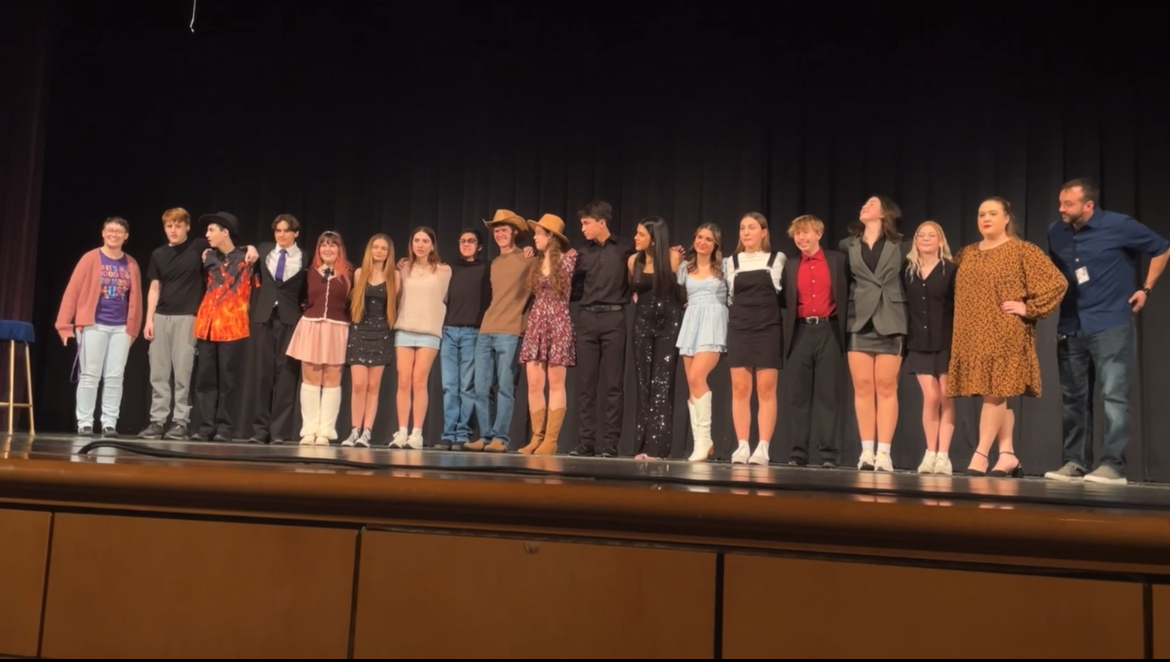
[55, 248, 144, 342]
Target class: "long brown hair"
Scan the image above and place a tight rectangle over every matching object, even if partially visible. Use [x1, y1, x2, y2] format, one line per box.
[733, 212, 772, 254]
[349, 233, 397, 327]
[686, 222, 723, 277]
[525, 227, 570, 297]
[310, 231, 353, 288]
[404, 226, 442, 275]
[848, 195, 904, 241]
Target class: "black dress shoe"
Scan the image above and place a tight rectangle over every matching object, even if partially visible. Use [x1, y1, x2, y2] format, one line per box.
[247, 437, 266, 444]
[212, 433, 230, 442]
[788, 457, 808, 467]
[821, 460, 838, 469]
[568, 444, 595, 457]
[598, 446, 619, 458]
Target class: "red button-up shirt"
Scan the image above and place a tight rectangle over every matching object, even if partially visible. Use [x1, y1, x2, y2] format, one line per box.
[797, 248, 835, 318]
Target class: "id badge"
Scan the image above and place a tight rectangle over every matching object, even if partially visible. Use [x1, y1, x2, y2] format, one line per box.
[1075, 266, 1090, 284]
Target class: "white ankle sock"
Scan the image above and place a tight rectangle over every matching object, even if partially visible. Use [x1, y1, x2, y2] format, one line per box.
[398, 427, 407, 435]
[757, 440, 769, 448]
[878, 442, 891, 454]
[862, 440, 875, 453]
[924, 450, 937, 457]
[737, 440, 749, 450]
[937, 450, 949, 459]
[411, 427, 422, 436]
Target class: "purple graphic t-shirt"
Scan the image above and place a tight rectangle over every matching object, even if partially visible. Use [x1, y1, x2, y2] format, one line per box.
[95, 252, 131, 326]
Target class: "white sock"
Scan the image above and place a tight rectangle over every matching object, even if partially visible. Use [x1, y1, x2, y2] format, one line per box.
[737, 440, 749, 450]
[398, 427, 407, 435]
[937, 450, 949, 459]
[924, 450, 937, 458]
[411, 427, 422, 436]
[862, 440, 875, 454]
[878, 442, 891, 454]
[757, 440, 770, 448]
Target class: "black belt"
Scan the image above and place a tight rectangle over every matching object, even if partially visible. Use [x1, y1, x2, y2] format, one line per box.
[800, 315, 836, 325]
[582, 304, 623, 313]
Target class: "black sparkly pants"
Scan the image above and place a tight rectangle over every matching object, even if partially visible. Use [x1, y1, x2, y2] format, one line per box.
[632, 312, 681, 458]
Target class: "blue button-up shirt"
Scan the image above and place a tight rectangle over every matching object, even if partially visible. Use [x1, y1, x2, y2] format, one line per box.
[1047, 209, 1169, 336]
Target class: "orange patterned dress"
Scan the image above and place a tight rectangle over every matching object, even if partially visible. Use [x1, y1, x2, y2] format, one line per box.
[947, 239, 1067, 399]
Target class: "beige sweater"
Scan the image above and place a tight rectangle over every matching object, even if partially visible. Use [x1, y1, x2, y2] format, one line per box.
[394, 263, 452, 337]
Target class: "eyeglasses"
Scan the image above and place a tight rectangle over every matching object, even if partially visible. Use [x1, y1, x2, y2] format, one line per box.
[459, 238, 478, 244]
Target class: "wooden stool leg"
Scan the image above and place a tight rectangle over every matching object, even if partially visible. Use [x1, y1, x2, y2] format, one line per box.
[7, 339, 14, 435]
[24, 342, 34, 435]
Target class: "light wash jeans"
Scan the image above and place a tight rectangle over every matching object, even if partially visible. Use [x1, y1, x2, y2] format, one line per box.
[76, 324, 132, 431]
[474, 333, 521, 444]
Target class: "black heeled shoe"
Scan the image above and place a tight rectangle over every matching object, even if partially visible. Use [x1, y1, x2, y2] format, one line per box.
[965, 450, 989, 476]
[989, 451, 1024, 478]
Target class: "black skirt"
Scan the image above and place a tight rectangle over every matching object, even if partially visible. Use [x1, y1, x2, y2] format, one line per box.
[905, 349, 949, 376]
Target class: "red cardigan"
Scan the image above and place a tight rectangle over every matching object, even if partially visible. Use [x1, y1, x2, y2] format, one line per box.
[55, 248, 144, 342]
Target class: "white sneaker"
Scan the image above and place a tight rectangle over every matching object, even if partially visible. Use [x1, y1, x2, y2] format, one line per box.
[857, 448, 875, 470]
[874, 450, 894, 472]
[917, 452, 936, 474]
[388, 431, 407, 448]
[748, 443, 770, 466]
[299, 435, 315, 446]
[731, 444, 751, 464]
[313, 435, 330, 446]
[355, 429, 371, 448]
[406, 431, 423, 449]
[341, 429, 359, 447]
[932, 455, 953, 476]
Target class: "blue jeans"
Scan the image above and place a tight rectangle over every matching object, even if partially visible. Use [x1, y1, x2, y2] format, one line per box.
[1057, 319, 1135, 473]
[440, 326, 479, 442]
[474, 333, 521, 444]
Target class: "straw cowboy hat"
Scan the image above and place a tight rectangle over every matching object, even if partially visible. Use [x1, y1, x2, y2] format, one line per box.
[483, 209, 528, 240]
[527, 213, 569, 249]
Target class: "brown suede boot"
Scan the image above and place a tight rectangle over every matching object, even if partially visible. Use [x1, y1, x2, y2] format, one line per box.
[535, 408, 565, 455]
[517, 409, 546, 454]
[484, 439, 508, 452]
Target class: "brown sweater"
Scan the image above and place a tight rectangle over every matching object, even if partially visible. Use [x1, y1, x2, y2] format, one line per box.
[479, 251, 535, 336]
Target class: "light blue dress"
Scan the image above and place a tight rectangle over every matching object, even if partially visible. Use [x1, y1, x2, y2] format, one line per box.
[675, 265, 729, 356]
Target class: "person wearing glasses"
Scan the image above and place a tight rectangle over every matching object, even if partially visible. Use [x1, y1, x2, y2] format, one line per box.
[56, 216, 143, 437]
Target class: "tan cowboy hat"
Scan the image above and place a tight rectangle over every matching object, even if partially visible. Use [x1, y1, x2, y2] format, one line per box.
[527, 213, 569, 249]
[483, 209, 528, 239]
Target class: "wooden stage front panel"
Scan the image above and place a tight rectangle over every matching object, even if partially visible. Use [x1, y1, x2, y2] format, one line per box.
[0, 509, 51, 658]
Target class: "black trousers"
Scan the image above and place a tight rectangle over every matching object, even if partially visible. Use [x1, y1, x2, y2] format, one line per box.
[788, 322, 844, 464]
[249, 309, 299, 442]
[196, 338, 245, 440]
[574, 309, 626, 454]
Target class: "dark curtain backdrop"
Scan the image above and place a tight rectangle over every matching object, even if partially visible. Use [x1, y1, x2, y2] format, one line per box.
[0, 0, 53, 417]
[26, 2, 1170, 480]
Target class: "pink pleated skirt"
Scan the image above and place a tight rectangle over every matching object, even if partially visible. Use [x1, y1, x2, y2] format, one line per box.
[286, 318, 350, 366]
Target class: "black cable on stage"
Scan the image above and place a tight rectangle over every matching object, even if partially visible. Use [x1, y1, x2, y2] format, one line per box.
[72, 440, 1158, 511]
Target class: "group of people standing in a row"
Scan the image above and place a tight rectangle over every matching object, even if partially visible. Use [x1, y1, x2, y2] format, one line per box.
[56, 178, 1167, 486]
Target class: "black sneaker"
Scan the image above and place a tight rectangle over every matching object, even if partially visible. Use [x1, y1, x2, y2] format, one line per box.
[163, 422, 189, 440]
[138, 422, 166, 439]
[101, 427, 118, 438]
[78, 426, 93, 436]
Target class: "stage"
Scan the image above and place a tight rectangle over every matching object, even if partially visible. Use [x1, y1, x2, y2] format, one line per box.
[2, 433, 1169, 516]
[3, 432, 1170, 659]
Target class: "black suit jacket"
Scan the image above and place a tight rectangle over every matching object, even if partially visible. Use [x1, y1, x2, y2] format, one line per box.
[780, 248, 850, 359]
[250, 242, 308, 325]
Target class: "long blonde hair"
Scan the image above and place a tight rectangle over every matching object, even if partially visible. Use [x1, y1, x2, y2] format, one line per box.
[349, 233, 397, 327]
[905, 220, 954, 279]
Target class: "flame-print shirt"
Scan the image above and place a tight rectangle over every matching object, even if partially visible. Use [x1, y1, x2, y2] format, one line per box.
[195, 247, 253, 342]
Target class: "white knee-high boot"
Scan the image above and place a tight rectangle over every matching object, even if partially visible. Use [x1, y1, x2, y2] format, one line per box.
[317, 386, 341, 445]
[688, 391, 714, 462]
[300, 383, 321, 445]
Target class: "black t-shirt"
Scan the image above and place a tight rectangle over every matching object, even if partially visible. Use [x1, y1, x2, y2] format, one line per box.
[147, 237, 210, 315]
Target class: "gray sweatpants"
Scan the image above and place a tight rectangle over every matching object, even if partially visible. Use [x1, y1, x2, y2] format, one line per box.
[148, 313, 197, 425]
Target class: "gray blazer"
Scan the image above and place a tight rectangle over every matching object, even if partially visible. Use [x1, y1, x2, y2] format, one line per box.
[838, 235, 911, 337]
